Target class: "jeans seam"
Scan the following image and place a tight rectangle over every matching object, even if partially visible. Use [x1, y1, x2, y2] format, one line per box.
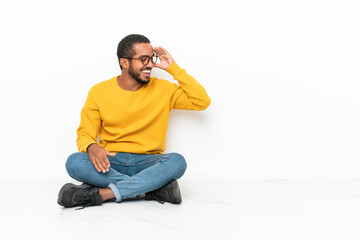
[111, 162, 127, 167]
[130, 157, 164, 166]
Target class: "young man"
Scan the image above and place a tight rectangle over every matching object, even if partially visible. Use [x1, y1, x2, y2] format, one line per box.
[57, 34, 211, 208]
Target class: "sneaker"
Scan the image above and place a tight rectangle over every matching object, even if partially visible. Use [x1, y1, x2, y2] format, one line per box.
[57, 183, 103, 209]
[145, 180, 182, 204]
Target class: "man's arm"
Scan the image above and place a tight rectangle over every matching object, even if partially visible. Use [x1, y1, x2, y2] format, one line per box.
[76, 90, 99, 153]
[153, 46, 211, 111]
[76, 90, 115, 173]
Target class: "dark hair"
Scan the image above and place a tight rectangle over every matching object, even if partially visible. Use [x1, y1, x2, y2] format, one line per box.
[117, 34, 150, 70]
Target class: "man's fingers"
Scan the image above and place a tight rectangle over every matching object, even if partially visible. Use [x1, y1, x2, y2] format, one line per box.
[94, 158, 104, 173]
[91, 155, 106, 173]
[154, 46, 173, 68]
[158, 46, 168, 54]
[88, 145, 112, 173]
[106, 151, 116, 157]
[105, 151, 114, 168]
[100, 154, 109, 173]
[104, 155, 111, 169]
[159, 46, 171, 58]
[154, 46, 166, 56]
[91, 157, 101, 173]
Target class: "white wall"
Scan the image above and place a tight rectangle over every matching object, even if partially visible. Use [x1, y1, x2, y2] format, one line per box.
[1, 0, 359, 181]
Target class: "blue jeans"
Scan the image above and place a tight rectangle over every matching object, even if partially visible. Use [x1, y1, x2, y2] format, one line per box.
[65, 152, 187, 202]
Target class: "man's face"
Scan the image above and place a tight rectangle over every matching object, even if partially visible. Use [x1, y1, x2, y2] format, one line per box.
[127, 43, 154, 85]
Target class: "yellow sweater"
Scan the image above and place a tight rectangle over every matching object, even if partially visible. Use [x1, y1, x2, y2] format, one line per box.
[76, 62, 211, 154]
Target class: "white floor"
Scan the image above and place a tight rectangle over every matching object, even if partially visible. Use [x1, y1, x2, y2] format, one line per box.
[1, 179, 360, 240]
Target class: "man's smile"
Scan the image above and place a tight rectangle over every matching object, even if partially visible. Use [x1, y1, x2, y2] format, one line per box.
[142, 68, 152, 78]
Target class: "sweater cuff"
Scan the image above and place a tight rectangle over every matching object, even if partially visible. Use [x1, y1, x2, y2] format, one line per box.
[84, 142, 97, 154]
[166, 62, 181, 76]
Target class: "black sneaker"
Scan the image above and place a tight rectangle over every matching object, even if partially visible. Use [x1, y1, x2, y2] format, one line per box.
[57, 183, 103, 209]
[145, 180, 182, 204]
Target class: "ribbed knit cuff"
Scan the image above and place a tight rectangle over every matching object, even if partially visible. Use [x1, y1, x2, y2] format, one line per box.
[166, 62, 181, 76]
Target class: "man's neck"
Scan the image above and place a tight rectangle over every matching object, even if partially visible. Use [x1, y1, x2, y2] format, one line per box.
[117, 73, 142, 91]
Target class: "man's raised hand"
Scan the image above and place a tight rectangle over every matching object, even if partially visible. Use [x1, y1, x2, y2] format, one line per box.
[153, 46, 174, 70]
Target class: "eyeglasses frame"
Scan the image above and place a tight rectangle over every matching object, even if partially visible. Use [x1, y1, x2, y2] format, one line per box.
[122, 53, 158, 65]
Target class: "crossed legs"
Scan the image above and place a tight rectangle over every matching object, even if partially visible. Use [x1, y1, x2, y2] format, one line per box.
[65, 152, 187, 202]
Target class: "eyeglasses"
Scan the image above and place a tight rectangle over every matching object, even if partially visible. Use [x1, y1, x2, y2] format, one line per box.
[122, 54, 158, 65]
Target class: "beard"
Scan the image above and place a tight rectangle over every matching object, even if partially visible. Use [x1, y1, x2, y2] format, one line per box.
[128, 63, 150, 85]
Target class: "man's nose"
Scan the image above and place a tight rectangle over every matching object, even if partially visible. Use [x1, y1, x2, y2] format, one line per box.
[146, 60, 154, 68]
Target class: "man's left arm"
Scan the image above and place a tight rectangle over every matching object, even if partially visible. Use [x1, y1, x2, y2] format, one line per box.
[154, 46, 211, 111]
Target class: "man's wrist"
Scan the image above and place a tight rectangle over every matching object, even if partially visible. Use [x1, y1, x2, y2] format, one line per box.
[165, 62, 179, 75]
[86, 143, 97, 153]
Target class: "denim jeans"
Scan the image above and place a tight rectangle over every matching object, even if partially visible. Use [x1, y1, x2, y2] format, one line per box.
[65, 152, 187, 202]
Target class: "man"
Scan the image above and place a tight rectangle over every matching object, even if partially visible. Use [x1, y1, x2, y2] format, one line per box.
[57, 34, 211, 209]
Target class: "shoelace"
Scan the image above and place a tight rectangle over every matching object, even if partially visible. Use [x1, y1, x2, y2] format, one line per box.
[74, 190, 96, 210]
[152, 195, 165, 204]
[149, 187, 167, 204]
[75, 200, 95, 210]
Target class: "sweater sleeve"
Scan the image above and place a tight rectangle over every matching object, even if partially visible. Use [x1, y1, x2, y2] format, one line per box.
[76, 89, 100, 153]
[167, 62, 211, 110]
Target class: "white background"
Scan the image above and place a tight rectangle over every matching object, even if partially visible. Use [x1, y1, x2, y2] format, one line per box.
[1, 0, 359, 181]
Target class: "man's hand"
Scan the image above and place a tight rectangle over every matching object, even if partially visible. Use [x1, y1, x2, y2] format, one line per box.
[87, 143, 116, 173]
[153, 46, 174, 70]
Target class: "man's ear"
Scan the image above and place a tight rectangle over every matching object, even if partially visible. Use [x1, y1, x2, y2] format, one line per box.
[119, 58, 129, 69]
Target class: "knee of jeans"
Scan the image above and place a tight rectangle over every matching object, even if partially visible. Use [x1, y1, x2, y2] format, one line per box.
[65, 152, 84, 176]
[169, 152, 187, 177]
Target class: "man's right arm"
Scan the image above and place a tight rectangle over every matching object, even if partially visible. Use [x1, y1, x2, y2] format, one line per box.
[76, 90, 115, 173]
[76, 90, 100, 153]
